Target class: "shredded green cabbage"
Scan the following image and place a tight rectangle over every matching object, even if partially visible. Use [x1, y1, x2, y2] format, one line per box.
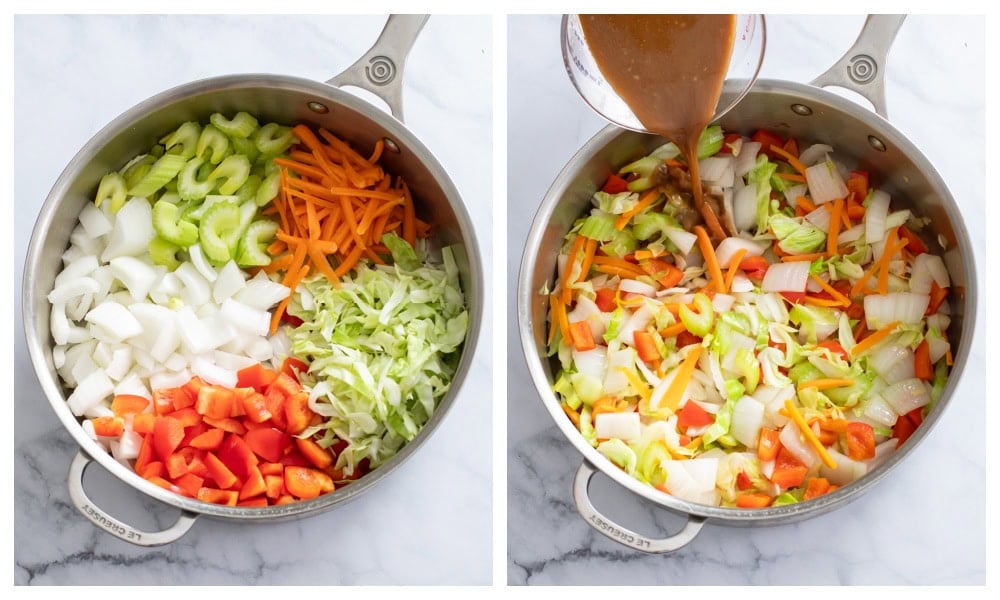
[289, 240, 469, 475]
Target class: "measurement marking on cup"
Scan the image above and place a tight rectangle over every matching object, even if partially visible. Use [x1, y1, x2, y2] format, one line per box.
[81, 503, 142, 542]
[588, 514, 651, 549]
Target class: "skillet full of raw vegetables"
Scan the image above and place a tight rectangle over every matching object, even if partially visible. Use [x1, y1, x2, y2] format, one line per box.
[49, 113, 469, 507]
[547, 126, 953, 508]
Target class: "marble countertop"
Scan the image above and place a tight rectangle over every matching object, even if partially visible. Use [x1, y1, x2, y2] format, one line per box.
[13, 14, 492, 585]
[506, 15, 985, 585]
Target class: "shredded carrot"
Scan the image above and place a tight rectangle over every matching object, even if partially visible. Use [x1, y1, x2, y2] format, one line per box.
[265, 124, 429, 328]
[617, 366, 651, 402]
[659, 321, 688, 338]
[809, 274, 851, 308]
[561, 235, 587, 304]
[795, 196, 817, 213]
[775, 172, 807, 183]
[592, 255, 646, 278]
[655, 344, 703, 412]
[615, 188, 661, 230]
[798, 378, 855, 390]
[781, 252, 826, 263]
[783, 400, 838, 469]
[769, 144, 809, 176]
[850, 321, 901, 357]
[576, 237, 599, 285]
[561, 403, 581, 427]
[826, 198, 844, 257]
[723, 248, 748, 294]
[693, 225, 723, 293]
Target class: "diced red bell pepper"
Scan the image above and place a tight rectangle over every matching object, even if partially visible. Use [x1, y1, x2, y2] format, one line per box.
[196, 385, 236, 420]
[846, 170, 869, 202]
[215, 434, 258, 482]
[132, 413, 157, 435]
[675, 331, 702, 348]
[898, 225, 928, 254]
[569, 320, 597, 352]
[752, 129, 785, 158]
[264, 474, 285, 499]
[188, 427, 226, 451]
[641, 259, 683, 288]
[280, 356, 310, 380]
[152, 416, 186, 462]
[91, 416, 125, 437]
[845, 421, 876, 460]
[283, 391, 312, 436]
[202, 416, 247, 435]
[111, 394, 150, 417]
[632, 330, 661, 363]
[717, 133, 743, 155]
[736, 493, 774, 508]
[735, 471, 753, 491]
[243, 427, 292, 463]
[166, 407, 202, 428]
[203, 451, 240, 490]
[677, 400, 715, 430]
[803, 477, 832, 500]
[738, 255, 769, 280]
[174, 472, 205, 498]
[239, 465, 267, 501]
[165, 452, 190, 480]
[197, 487, 239, 506]
[601, 174, 629, 194]
[239, 391, 272, 424]
[236, 363, 279, 392]
[295, 438, 334, 470]
[594, 287, 617, 312]
[284, 466, 335, 500]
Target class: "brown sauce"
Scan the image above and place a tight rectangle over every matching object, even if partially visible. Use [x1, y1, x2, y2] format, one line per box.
[579, 14, 737, 241]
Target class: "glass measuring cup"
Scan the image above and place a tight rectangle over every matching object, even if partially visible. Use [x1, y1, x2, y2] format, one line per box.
[561, 14, 767, 134]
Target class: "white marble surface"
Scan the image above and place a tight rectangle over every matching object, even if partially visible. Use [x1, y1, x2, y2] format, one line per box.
[13, 15, 492, 585]
[507, 15, 985, 585]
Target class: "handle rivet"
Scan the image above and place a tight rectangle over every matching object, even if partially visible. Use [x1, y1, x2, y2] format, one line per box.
[383, 138, 400, 154]
[307, 101, 330, 114]
[868, 135, 887, 152]
[791, 103, 813, 116]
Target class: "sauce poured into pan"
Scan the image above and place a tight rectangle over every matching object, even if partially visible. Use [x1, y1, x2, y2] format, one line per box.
[579, 14, 737, 240]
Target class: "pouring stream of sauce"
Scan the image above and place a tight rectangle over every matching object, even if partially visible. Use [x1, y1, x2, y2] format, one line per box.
[579, 14, 738, 241]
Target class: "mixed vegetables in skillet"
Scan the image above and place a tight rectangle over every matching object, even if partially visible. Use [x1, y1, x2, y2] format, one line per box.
[547, 127, 953, 507]
[49, 113, 469, 506]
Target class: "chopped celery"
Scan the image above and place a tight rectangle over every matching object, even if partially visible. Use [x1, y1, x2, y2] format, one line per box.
[120, 154, 156, 191]
[235, 219, 278, 267]
[637, 441, 671, 486]
[160, 121, 201, 159]
[593, 190, 641, 215]
[235, 174, 262, 205]
[95, 172, 127, 214]
[230, 135, 260, 165]
[772, 492, 799, 506]
[148, 236, 182, 270]
[127, 153, 188, 199]
[195, 123, 231, 164]
[177, 157, 217, 202]
[198, 200, 242, 262]
[256, 171, 281, 206]
[697, 125, 724, 159]
[151, 199, 199, 247]
[679, 293, 715, 337]
[254, 123, 297, 156]
[578, 212, 618, 241]
[600, 228, 638, 258]
[208, 154, 251, 196]
[210, 111, 259, 139]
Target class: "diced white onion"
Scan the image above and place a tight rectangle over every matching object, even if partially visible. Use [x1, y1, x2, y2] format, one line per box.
[779, 421, 820, 468]
[220, 298, 271, 337]
[188, 244, 218, 284]
[797, 144, 834, 167]
[730, 273, 753, 293]
[149, 368, 192, 391]
[84, 302, 143, 342]
[804, 204, 831, 232]
[864, 293, 930, 329]
[882, 378, 931, 415]
[67, 370, 114, 416]
[699, 155, 735, 187]
[805, 160, 849, 204]
[109, 256, 159, 302]
[573, 346, 608, 382]
[927, 335, 950, 364]
[664, 227, 698, 256]
[78, 201, 114, 238]
[603, 346, 635, 395]
[234, 275, 292, 311]
[568, 295, 607, 341]
[734, 141, 761, 178]
[174, 262, 211, 308]
[908, 253, 950, 294]
[862, 394, 899, 427]
[101, 197, 155, 262]
[594, 412, 641, 442]
[761, 261, 810, 293]
[715, 237, 767, 269]
[192, 356, 238, 388]
[618, 279, 657, 298]
[820, 448, 868, 486]
[837, 223, 865, 244]
[732, 184, 757, 232]
[712, 293, 735, 313]
[731, 395, 765, 448]
[865, 189, 891, 243]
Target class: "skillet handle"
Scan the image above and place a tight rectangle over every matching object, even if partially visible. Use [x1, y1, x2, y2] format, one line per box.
[325, 14, 429, 123]
[573, 460, 706, 554]
[67, 451, 199, 546]
[810, 15, 906, 119]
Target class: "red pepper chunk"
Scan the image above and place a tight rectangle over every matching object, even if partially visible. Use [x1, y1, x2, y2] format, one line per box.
[845, 422, 876, 460]
[677, 400, 714, 430]
[601, 174, 629, 194]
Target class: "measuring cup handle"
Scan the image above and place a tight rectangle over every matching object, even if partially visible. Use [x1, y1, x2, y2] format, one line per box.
[325, 14, 429, 123]
[572, 460, 706, 554]
[809, 15, 906, 119]
[67, 451, 199, 546]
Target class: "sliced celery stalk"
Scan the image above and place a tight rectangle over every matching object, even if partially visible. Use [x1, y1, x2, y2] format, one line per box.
[208, 154, 251, 196]
[254, 123, 297, 156]
[177, 157, 217, 202]
[235, 174, 262, 205]
[127, 153, 188, 199]
[210, 111, 259, 139]
[149, 236, 182, 270]
[152, 199, 199, 247]
[160, 121, 201, 159]
[198, 201, 242, 262]
[236, 219, 279, 267]
[95, 172, 127, 214]
[255, 171, 280, 206]
[196, 123, 231, 164]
